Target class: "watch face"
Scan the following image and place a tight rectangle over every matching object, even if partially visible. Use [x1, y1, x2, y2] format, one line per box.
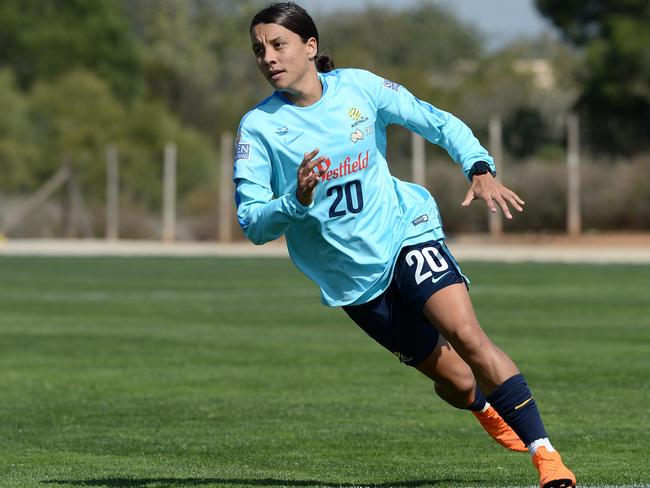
[472, 161, 490, 175]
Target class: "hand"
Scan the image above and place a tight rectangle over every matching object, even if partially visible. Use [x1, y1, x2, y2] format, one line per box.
[296, 148, 328, 206]
[461, 174, 525, 220]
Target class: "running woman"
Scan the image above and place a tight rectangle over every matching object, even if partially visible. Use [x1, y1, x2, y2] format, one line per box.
[233, 3, 576, 487]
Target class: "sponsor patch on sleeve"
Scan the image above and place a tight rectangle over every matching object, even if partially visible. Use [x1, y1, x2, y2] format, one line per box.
[412, 214, 429, 226]
[382, 79, 401, 92]
[235, 143, 250, 161]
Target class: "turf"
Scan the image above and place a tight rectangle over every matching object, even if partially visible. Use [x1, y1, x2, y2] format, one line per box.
[0, 256, 648, 488]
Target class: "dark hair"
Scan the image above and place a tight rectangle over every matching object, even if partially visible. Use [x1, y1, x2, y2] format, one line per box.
[250, 2, 335, 73]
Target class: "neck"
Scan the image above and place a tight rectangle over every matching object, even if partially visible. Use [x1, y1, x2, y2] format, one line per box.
[284, 71, 323, 107]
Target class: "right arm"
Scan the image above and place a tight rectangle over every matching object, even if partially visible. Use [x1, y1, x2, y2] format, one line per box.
[234, 179, 309, 245]
[233, 128, 326, 244]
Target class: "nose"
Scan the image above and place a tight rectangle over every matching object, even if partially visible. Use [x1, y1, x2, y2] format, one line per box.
[263, 48, 277, 67]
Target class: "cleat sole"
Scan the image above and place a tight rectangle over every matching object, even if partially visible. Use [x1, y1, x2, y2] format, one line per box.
[543, 479, 576, 488]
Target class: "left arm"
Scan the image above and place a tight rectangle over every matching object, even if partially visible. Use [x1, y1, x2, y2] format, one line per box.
[370, 72, 524, 218]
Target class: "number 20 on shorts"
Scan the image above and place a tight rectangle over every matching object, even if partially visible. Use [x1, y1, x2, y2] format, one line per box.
[406, 247, 449, 285]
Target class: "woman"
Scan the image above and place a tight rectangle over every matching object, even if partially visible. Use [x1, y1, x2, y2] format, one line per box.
[233, 3, 576, 487]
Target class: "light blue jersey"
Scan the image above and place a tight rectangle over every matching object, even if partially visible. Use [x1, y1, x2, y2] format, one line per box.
[233, 68, 494, 306]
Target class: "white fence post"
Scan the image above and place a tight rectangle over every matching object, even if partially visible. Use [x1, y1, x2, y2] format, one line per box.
[219, 132, 234, 242]
[567, 113, 581, 236]
[162, 142, 177, 242]
[106, 144, 119, 240]
[65, 171, 93, 238]
[488, 115, 503, 238]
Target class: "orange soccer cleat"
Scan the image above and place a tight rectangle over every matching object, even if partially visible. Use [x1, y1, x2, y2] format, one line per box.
[532, 446, 576, 488]
[472, 405, 528, 452]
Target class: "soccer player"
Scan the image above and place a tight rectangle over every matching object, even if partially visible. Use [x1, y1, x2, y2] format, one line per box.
[233, 3, 576, 487]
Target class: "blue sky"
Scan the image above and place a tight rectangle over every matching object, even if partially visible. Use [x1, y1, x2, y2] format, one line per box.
[298, 0, 556, 49]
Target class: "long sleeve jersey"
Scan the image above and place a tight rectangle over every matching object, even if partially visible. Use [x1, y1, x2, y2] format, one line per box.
[233, 68, 494, 306]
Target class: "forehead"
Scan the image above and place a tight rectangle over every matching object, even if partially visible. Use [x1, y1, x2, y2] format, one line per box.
[250, 23, 300, 43]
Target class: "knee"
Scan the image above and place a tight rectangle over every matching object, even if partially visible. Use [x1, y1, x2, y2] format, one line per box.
[433, 362, 476, 407]
[449, 320, 485, 351]
[434, 376, 475, 409]
[455, 373, 476, 397]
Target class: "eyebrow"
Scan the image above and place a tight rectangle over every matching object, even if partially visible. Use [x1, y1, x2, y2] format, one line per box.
[252, 36, 285, 48]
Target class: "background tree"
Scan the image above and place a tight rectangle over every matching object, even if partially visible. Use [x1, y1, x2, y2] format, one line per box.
[118, 98, 216, 212]
[0, 0, 645, 236]
[453, 38, 579, 160]
[0, 0, 142, 100]
[30, 71, 126, 194]
[0, 70, 39, 192]
[318, 3, 483, 175]
[320, 3, 482, 102]
[535, 0, 650, 155]
[123, 0, 265, 138]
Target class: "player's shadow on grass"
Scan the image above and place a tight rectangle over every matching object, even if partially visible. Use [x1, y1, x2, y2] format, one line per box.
[42, 476, 478, 487]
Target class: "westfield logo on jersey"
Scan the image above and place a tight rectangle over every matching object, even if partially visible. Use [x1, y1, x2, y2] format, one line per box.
[317, 150, 369, 182]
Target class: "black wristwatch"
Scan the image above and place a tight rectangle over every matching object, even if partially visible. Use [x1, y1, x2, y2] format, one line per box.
[468, 160, 496, 179]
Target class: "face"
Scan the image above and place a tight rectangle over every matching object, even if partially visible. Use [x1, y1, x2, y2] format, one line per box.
[251, 22, 317, 94]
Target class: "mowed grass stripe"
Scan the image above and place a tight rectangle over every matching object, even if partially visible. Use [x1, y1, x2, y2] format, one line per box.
[0, 257, 648, 488]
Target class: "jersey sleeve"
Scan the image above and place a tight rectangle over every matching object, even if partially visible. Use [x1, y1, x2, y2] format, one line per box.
[365, 70, 495, 179]
[233, 122, 311, 245]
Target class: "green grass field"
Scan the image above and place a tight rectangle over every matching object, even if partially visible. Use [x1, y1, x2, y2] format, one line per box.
[0, 256, 648, 488]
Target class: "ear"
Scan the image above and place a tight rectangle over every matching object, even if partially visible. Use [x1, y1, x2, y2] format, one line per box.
[306, 36, 318, 61]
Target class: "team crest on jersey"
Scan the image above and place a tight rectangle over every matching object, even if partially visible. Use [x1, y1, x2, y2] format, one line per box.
[235, 143, 250, 161]
[382, 79, 401, 92]
[351, 126, 374, 143]
[347, 107, 369, 127]
[350, 128, 364, 143]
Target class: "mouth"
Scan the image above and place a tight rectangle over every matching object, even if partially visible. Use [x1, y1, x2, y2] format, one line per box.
[267, 70, 285, 81]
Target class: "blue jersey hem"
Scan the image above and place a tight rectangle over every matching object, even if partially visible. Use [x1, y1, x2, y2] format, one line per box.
[320, 226, 447, 307]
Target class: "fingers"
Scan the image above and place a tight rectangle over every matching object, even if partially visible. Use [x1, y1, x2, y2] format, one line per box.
[484, 195, 498, 214]
[484, 191, 526, 219]
[461, 189, 476, 207]
[493, 194, 512, 219]
[296, 148, 327, 206]
[299, 149, 328, 176]
[300, 167, 320, 191]
[304, 155, 328, 174]
[499, 189, 525, 218]
[506, 190, 525, 211]
[302, 147, 320, 164]
[301, 148, 322, 171]
[465, 177, 526, 219]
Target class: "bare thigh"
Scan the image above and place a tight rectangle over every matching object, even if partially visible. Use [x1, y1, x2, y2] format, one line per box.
[422, 283, 518, 393]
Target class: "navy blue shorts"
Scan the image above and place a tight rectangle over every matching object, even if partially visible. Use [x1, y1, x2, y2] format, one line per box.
[343, 239, 467, 367]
